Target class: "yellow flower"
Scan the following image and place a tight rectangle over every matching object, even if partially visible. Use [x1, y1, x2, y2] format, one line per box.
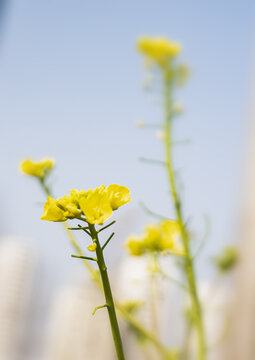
[79, 186, 113, 225]
[161, 220, 179, 239]
[137, 37, 181, 67]
[143, 224, 163, 252]
[161, 220, 184, 255]
[56, 195, 81, 218]
[125, 236, 145, 256]
[125, 220, 183, 256]
[41, 196, 68, 222]
[19, 158, 55, 178]
[107, 184, 131, 210]
[41, 185, 131, 225]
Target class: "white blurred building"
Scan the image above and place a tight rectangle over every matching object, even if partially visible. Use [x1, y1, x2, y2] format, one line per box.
[43, 277, 114, 360]
[0, 238, 35, 360]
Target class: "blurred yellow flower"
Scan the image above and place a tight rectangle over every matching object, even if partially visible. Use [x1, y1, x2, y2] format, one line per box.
[41, 185, 131, 225]
[125, 236, 145, 256]
[126, 220, 184, 256]
[19, 158, 55, 178]
[137, 37, 181, 67]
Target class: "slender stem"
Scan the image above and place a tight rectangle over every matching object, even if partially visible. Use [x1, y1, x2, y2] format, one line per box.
[71, 254, 97, 262]
[102, 232, 115, 250]
[163, 68, 206, 360]
[159, 271, 189, 292]
[89, 224, 125, 360]
[140, 201, 168, 220]
[149, 254, 159, 335]
[39, 177, 51, 196]
[139, 157, 167, 166]
[97, 220, 116, 233]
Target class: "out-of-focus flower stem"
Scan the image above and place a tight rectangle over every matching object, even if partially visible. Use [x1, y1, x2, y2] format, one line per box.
[39, 178, 172, 359]
[163, 68, 206, 360]
[149, 254, 159, 335]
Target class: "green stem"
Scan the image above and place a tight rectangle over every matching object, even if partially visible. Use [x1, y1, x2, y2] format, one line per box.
[89, 224, 125, 360]
[149, 254, 159, 335]
[39, 177, 51, 196]
[163, 69, 206, 360]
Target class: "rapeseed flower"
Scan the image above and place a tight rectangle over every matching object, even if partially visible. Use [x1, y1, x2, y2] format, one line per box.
[137, 37, 181, 67]
[19, 158, 55, 178]
[41, 196, 68, 222]
[126, 220, 184, 256]
[41, 185, 131, 225]
[107, 184, 131, 210]
[79, 186, 113, 225]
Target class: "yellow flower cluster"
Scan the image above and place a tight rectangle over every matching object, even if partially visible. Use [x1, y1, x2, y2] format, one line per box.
[126, 220, 184, 257]
[19, 158, 55, 178]
[137, 36, 181, 67]
[41, 185, 131, 225]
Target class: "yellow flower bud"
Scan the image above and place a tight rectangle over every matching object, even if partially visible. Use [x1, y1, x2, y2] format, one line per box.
[87, 243, 97, 252]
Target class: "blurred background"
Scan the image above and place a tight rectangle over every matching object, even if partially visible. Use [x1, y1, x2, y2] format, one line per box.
[0, 1, 254, 359]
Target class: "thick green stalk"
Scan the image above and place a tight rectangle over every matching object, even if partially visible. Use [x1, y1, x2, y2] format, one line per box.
[89, 224, 125, 360]
[163, 69, 206, 360]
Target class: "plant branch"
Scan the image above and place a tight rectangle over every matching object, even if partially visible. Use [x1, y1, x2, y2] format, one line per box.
[97, 220, 116, 233]
[102, 232, 115, 250]
[71, 254, 97, 262]
[163, 68, 206, 360]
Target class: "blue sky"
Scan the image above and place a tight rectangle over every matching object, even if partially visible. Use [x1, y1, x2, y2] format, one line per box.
[0, 0, 254, 285]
